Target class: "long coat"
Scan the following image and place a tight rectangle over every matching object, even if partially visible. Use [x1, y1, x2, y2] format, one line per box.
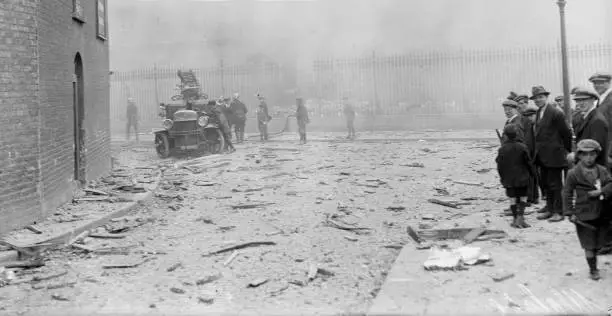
[597, 92, 612, 164]
[562, 163, 612, 221]
[573, 109, 609, 167]
[534, 105, 573, 168]
[495, 139, 536, 188]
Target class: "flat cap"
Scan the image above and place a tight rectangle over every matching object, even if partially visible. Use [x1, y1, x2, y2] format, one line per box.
[514, 94, 529, 102]
[522, 104, 539, 116]
[588, 72, 612, 83]
[502, 99, 519, 108]
[572, 86, 599, 101]
[576, 139, 601, 153]
[554, 95, 564, 102]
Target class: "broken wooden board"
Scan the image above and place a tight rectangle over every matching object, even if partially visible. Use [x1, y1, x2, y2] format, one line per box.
[417, 228, 507, 242]
[202, 241, 276, 257]
[427, 198, 461, 209]
[462, 228, 487, 244]
[89, 233, 126, 239]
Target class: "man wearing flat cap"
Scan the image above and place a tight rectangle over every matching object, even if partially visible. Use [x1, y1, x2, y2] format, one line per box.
[501, 99, 524, 142]
[531, 85, 573, 222]
[568, 86, 609, 168]
[523, 103, 540, 204]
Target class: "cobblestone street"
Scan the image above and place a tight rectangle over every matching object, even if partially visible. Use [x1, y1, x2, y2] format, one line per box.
[1, 132, 611, 315]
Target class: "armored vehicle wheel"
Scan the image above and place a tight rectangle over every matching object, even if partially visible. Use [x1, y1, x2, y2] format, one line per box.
[206, 129, 225, 154]
[155, 133, 171, 158]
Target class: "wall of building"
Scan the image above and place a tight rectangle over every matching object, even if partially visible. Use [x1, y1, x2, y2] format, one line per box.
[37, 0, 111, 214]
[0, 0, 42, 234]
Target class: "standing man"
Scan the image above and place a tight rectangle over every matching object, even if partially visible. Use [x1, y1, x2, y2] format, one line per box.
[256, 94, 271, 141]
[522, 104, 540, 205]
[296, 97, 310, 144]
[230, 93, 248, 143]
[567, 86, 609, 168]
[531, 86, 573, 222]
[342, 97, 356, 139]
[221, 97, 234, 141]
[554, 95, 565, 110]
[590, 72, 612, 166]
[126, 97, 139, 142]
[501, 100, 524, 142]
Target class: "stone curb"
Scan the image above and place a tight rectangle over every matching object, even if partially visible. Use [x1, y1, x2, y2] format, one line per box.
[0, 172, 161, 265]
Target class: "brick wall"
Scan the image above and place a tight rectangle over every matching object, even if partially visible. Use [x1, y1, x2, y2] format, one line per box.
[37, 0, 110, 213]
[0, 0, 110, 234]
[0, 0, 42, 234]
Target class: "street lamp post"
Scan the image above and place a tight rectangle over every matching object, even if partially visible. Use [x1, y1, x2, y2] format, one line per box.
[557, 0, 571, 124]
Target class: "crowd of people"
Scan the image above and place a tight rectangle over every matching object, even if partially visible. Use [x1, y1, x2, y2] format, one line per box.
[495, 72, 612, 280]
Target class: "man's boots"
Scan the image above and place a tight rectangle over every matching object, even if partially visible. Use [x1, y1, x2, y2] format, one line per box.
[587, 257, 601, 280]
[510, 205, 519, 228]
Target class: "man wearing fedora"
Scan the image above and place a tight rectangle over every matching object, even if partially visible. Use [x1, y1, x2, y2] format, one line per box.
[531, 85, 573, 222]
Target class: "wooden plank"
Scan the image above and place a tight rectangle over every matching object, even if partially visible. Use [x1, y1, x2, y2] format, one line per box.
[462, 228, 487, 244]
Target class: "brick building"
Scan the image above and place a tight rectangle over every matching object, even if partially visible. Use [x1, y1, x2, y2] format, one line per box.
[0, 0, 110, 234]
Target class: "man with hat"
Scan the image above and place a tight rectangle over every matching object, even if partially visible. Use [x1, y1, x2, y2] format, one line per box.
[342, 96, 356, 139]
[295, 97, 310, 144]
[508, 92, 530, 114]
[531, 85, 573, 222]
[567, 86, 609, 168]
[554, 95, 565, 111]
[126, 97, 139, 142]
[230, 93, 248, 143]
[590, 73, 612, 163]
[500, 99, 524, 142]
[522, 103, 540, 205]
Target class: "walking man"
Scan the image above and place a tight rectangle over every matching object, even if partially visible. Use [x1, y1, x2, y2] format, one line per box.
[256, 95, 271, 141]
[343, 97, 356, 139]
[126, 97, 139, 142]
[531, 86, 573, 222]
[296, 97, 310, 144]
[230, 93, 248, 143]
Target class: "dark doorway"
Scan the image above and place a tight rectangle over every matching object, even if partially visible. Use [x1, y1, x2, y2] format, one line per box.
[73, 53, 85, 183]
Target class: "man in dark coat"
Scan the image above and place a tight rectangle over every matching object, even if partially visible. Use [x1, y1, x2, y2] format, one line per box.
[501, 99, 524, 142]
[126, 97, 139, 142]
[590, 73, 612, 166]
[568, 86, 609, 168]
[230, 93, 248, 143]
[532, 85, 573, 222]
[522, 104, 540, 205]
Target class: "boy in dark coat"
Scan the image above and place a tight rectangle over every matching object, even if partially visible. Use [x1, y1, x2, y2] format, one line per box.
[562, 139, 612, 280]
[496, 124, 536, 229]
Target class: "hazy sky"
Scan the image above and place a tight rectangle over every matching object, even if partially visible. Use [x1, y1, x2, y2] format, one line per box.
[109, 0, 611, 69]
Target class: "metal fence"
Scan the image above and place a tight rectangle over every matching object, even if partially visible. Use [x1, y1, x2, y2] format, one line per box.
[110, 43, 612, 128]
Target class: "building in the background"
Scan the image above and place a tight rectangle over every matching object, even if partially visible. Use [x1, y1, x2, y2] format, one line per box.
[0, 0, 110, 234]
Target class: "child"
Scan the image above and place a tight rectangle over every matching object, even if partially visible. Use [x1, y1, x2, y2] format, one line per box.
[563, 139, 612, 280]
[496, 124, 536, 229]
[296, 97, 310, 144]
[256, 99, 271, 141]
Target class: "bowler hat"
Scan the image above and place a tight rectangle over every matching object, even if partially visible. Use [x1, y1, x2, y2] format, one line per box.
[522, 104, 539, 116]
[529, 86, 550, 100]
[576, 139, 601, 153]
[588, 72, 612, 83]
[502, 100, 519, 108]
[572, 86, 599, 101]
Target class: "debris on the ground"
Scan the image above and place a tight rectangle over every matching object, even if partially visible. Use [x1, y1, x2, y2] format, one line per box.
[476, 168, 493, 174]
[401, 162, 425, 168]
[230, 202, 275, 210]
[418, 228, 508, 242]
[195, 217, 215, 224]
[32, 271, 68, 282]
[25, 225, 43, 234]
[170, 287, 186, 294]
[223, 251, 239, 266]
[102, 258, 150, 269]
[247, 277, 270, 289]
[344, 236, 358, 242]
[423, 246, 491, 271]
[434, 187, 450, 196]
[32, 281, 77, 290]
[217, 226, 236, 232]
[1, 259, 45, 269]
[115, 185, 147, 193]
[268, 283, 290, 296]
[421, 214, 436, 220]
[167, 262, 183, 272]
[194, 180, 216, 187]
[427, 198, 461, 209]
[491, 271, 515, 282]
[196, 272, 222, 285]
[198, 295, 215, 304]
[324, 215, 371, 234]
[202, 241, 277, 257]
[386, 206, 406, 212]
[452, 180, 483, 187]
[462, 228, 487, 244]
[89, 233, 126, 239]
[50, 294, 70, 301]
[84, 188, 110, 196]
[307, 264, 318, 281]
[0, 268, 15, 287]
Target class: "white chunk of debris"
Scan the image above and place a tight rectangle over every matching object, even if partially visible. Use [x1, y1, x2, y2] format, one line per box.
[423, 246, 491, 270]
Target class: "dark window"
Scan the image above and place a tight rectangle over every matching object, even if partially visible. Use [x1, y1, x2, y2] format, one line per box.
[96, 0, 108, 40]
[72, 0, 85, 23]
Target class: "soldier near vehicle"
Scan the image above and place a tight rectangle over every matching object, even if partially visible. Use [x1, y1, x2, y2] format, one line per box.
[342, 96, 356, 139]
[126, 97, 139, 141]
[562, 139, 612, 281]
[230, 93, 248, 143]
[496, 124, 536, 229]
[256, 94, 271, 141]
[531, 85, 573, 223]
[295, 97, 310, 144]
